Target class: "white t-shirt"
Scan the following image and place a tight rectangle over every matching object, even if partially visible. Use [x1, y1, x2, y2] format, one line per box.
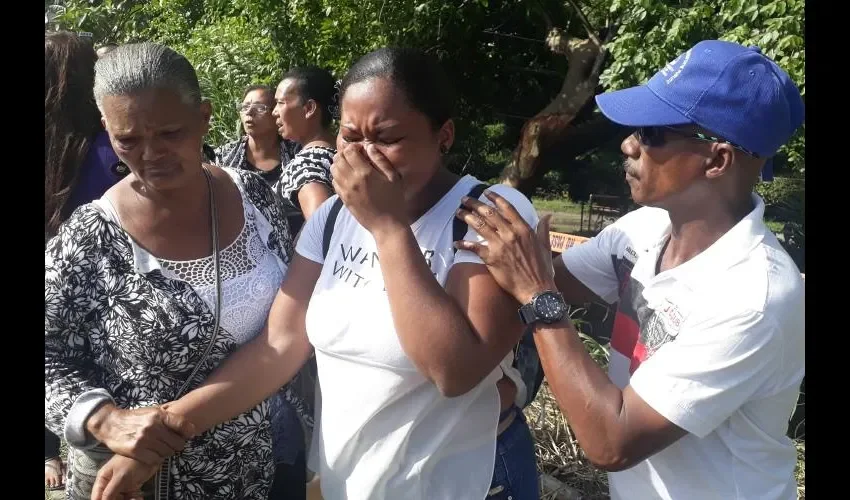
[561, 193, 804, 500]
[296, 175, 539, 500]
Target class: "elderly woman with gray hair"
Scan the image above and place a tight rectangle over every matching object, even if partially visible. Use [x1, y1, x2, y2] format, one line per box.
[44, 41, 312, 499]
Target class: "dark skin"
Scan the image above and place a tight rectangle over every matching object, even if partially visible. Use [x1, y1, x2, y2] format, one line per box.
[623, 126, 759, 271]
[92, 76, 526, 499]
[454, 126, 764, 471]
[272, 78, 335, 219]
[241, 88, 283, 173]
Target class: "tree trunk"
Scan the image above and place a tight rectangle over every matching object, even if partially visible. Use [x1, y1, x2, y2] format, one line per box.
[499, 25, 615, 195]
[524, 115, 630, 194]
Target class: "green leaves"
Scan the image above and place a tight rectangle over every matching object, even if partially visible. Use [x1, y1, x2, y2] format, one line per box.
[48, 0, 804, 175]
[601, 0, 804, 174]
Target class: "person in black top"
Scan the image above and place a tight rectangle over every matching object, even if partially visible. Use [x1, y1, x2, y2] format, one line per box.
[271, 66, 337, 234]
[215, 84, 300, 187]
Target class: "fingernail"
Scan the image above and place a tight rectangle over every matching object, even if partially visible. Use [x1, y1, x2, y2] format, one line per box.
[461, 196, 470, 202]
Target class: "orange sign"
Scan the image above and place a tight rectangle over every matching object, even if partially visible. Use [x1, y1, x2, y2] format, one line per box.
[549, 231, 588, 253]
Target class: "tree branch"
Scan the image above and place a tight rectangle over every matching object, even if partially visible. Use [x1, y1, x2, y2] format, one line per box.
[533, 0, 555, 32]
[589, 23, 618, 79]
[565, 0, 600, 47]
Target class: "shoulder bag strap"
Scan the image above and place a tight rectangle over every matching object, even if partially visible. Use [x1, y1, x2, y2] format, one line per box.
[452, 183, 489, 254]
[322, 197, 345, 259]
[155, 166, 222, 500]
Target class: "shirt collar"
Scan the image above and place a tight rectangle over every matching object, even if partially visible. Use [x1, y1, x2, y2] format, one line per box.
[649, 193, 769, 286]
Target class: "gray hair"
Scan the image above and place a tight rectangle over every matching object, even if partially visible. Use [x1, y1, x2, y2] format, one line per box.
[93, 42, 201, 113]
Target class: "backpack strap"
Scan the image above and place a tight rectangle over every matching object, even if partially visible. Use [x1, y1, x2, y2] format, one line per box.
[322, 197, 345, 259]
[452, 183, 489, 253]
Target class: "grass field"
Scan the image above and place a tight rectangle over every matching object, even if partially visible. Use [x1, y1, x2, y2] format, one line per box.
[532, 196, 789, 238]
[532, 196, 586, 235]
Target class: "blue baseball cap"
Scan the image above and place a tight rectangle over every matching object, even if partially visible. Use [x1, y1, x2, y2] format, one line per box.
[595, 40, 804, 166]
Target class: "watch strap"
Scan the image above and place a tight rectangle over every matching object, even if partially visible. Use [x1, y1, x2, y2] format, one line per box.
[518, 303, 537, 325]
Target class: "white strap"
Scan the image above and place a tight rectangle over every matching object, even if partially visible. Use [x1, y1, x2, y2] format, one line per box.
[91, 196, 122, 225]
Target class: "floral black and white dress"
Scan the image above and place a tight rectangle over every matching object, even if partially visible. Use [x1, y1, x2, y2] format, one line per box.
[214, 136, 301, 187]
[274, 146, 335, 206]
[45, 167, 311, 499]
[273, 145, 336, 234]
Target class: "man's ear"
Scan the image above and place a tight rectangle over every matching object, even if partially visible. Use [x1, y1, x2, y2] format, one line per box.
[704, 143, 734, 180]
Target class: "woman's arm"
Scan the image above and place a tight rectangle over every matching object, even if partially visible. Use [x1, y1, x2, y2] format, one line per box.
[46, 210, 192, 465]
[164, 254, 319, 434]
[332, 144, 533, 397]
[297, 182, 334, 220]
[45, 212, 106, 439]
[280, 148, 335, 221]
[376, 225, 526, 396]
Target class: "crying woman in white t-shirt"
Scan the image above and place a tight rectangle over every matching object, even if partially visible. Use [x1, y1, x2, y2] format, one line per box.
[293, 47, 541, 500]
[92, 47, 541, 500]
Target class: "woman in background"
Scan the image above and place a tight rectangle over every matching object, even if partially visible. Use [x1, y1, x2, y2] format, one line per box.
[271, 66, 336, 233]
[267, 66, 339, 495]
[215, 84, 300, 187]
[44, 30, 125, 492]
[46, 31, 125, 240]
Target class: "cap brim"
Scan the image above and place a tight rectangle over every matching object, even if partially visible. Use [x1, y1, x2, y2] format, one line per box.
[595, 85, 692, 128]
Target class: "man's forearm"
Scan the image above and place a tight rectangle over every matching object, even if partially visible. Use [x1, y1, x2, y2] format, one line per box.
[533, 319, 628, 468]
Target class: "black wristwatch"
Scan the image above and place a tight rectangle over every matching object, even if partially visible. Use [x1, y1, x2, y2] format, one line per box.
[518, 290, 568, 326]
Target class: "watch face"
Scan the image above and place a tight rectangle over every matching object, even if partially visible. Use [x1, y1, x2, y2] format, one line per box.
[535, 292, 566, 321]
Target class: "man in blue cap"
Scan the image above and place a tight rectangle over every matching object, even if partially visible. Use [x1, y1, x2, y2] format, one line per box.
[454, 40, 805, 499]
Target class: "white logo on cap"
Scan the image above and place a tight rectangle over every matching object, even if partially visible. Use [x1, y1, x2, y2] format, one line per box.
[660, 49, 692, 84]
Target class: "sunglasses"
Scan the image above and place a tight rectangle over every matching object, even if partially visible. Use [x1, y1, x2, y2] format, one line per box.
[635, 126, 760, 158]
